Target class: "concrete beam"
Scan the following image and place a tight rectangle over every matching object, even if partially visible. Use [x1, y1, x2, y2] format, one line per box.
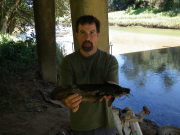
[70, 0, 109, 53]
[33, 0, 57, 83]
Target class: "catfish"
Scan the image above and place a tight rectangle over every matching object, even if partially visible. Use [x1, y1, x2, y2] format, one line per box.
[50, 76, 130, 107]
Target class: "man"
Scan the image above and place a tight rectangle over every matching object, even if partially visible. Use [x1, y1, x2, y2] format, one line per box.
[59, 15, 118, 135]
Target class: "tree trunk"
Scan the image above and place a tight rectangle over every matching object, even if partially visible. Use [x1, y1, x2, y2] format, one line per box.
[0, 0, 4, 29]
[8, 18, 17, 34]
[0, 0, 21, 34]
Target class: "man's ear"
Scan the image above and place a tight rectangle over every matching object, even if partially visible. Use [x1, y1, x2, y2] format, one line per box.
[97, 33, 100, 38]
[76, 32, 78, 38]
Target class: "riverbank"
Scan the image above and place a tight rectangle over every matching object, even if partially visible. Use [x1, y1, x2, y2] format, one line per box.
[109, 26, 180, 55]
[108, 8, 180, 29]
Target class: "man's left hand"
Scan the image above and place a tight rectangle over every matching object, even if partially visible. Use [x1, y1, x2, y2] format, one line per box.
[99, 95, 111, 101]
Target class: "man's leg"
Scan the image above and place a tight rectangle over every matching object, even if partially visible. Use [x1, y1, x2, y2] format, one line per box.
[72, 126, 116, 135]
[95, 126, 116, 135]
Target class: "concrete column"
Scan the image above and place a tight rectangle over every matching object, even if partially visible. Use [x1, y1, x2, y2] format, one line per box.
[33, 0, 57, 83]
[70, 0, 109, 53]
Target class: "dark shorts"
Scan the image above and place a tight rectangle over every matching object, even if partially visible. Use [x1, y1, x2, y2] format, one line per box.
[72, 126, 116, 135]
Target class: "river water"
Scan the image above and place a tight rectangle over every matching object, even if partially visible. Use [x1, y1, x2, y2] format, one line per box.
[109, 26, 180, 128]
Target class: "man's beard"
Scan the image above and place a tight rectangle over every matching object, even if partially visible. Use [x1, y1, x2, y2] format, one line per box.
[81, 40, 93, 52]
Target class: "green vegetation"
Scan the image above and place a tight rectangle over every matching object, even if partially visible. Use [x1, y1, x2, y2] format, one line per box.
[0, 0, 34, 34]
[0, 34, 65, 74]
[108, 0, 180, 12]
[55, 0, 71, 26]
[108, 0, 180, 29]
[0, 0, 70, 34]
[108, 8, 180, 29]
[0, 34, 37, 74]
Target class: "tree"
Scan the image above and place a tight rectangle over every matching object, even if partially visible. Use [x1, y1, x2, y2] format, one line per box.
[55, 0, 70, 18]
[0, 0, 34, 34]
[0, 0, 70, 34]
[55, 0, 70, 25]
[162, 0, 174, 11]
[108, 0, 136, 11]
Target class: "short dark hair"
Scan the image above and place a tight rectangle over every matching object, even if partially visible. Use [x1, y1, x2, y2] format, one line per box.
[75, 15, 100, 33]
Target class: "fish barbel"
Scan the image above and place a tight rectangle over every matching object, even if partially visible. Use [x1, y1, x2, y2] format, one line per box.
[50, 76, 130, 107]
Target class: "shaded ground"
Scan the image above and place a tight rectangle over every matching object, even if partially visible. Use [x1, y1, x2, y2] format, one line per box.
[0, 68, 159, 135]
[0, 70, 71, 135]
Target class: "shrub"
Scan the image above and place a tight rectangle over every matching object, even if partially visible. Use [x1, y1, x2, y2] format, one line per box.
[0, 34, 65, 74]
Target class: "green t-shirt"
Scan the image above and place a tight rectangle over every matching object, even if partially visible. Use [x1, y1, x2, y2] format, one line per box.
[59, 48, 119, 131]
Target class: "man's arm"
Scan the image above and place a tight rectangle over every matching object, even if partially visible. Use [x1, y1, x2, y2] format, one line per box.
[59, 58, 82, 112]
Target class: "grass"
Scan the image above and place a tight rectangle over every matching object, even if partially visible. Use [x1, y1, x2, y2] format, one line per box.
[108, 8, 180, 29]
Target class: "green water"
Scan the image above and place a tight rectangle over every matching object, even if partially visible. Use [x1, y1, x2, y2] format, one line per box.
[109, 26, 180, 37]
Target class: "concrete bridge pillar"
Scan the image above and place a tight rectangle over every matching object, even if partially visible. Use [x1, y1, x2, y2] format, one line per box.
[33, 0, 57, 83]
[70, 0, 109, 53]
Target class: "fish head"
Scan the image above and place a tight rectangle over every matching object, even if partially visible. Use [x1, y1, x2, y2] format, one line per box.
[107, 86, 130, 107]
[113, 85, 131, 97]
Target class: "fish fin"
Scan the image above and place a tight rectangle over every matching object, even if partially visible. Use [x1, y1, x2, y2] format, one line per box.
[81, 101, 93, 103]
[93, 98, 100, 103]
[108, 97, 115, 107]
[100, 75, 108, 84]
[62, 85, 72, 89]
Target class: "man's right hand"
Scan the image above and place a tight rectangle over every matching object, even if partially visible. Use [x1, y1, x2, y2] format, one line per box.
[61, 93, 82, 113]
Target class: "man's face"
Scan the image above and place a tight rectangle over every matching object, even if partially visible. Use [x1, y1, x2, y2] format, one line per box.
[76, 23, 99, 52]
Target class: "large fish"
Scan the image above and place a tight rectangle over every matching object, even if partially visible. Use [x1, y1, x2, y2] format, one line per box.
[50, 76, 130, 107]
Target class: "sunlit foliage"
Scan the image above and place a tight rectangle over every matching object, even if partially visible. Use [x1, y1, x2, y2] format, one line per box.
[0, 0, 70, 34]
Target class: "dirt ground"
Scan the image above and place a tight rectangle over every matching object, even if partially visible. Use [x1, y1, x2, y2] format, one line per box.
[0, 69, 159, 135]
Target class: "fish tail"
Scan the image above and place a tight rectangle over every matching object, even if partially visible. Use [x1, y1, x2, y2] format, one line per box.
[50, 86, 64, 100]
